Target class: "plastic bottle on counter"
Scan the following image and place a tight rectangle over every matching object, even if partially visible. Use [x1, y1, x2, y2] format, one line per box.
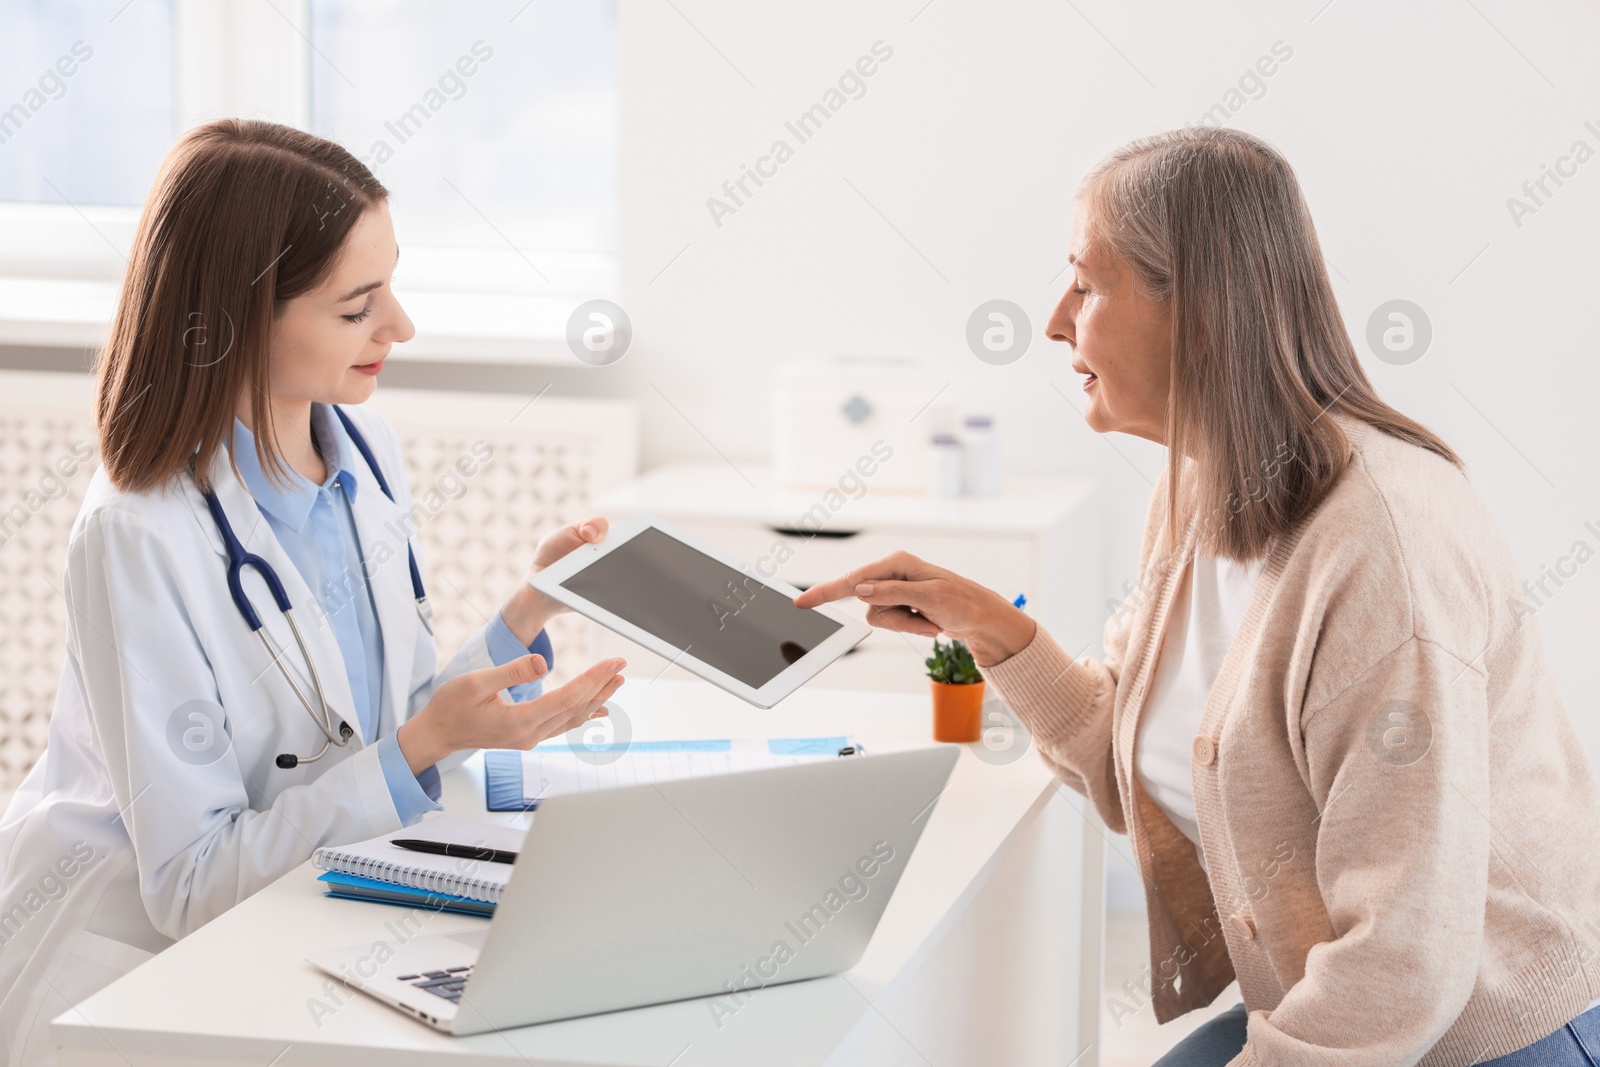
[926, 434, 964, 498]
[961, 415, 1001, 496]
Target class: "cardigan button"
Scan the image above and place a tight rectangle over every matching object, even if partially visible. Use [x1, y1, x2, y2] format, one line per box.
[1192, 735, 1216, 765]
[1229, 910, 1256, 941]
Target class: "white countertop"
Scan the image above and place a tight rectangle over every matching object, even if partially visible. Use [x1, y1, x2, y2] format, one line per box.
[595, 463, 1101, 537]
[55, 679, 1059, 1066]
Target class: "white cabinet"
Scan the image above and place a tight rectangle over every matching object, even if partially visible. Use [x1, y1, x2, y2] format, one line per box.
[591, 464, 1106, 694]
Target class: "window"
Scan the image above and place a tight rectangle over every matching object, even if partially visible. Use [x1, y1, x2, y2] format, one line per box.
[0, 0, 178, 207]
[308, 0, 618, 257]
[0, 0, 618, 346]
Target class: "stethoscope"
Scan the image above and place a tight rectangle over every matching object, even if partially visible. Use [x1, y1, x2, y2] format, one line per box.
[202, 407, 431, 770]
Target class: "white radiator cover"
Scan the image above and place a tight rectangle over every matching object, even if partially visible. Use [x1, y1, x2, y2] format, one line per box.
[0, 372, 638, 807]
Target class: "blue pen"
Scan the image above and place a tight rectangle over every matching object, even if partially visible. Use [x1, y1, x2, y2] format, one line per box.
[1012, 594, 1027, 610]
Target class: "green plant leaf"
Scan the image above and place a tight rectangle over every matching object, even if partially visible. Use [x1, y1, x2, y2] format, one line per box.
[925, 636, 981, 685]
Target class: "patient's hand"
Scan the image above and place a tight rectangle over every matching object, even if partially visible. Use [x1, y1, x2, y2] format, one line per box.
[795, 551, 1036, 667]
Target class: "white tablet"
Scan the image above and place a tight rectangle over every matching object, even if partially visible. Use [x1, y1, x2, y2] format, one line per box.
[530, 514, 871, 708]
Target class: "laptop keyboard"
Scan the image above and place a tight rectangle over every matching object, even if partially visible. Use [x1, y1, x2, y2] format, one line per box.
[395, 966, 473, 1003]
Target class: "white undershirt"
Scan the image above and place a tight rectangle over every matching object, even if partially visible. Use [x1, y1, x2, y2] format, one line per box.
[1135, 551, 1265, 871]
[1133, 554, 1600, 1016]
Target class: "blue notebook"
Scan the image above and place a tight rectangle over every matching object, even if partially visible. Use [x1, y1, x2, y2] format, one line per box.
[312, 815, 518, 903]
[485, 736, 861, 812]
[318, 870, 495, 917]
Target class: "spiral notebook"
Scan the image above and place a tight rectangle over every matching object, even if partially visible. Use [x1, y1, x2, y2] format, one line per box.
[311, 815, 524, 905]
[317, 870, 496, 917]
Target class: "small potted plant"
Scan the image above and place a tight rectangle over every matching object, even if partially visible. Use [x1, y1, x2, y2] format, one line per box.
[926, 637, 983, 743]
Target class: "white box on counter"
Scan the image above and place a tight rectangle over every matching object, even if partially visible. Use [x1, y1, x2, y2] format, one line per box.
[773, 356, 955, 494]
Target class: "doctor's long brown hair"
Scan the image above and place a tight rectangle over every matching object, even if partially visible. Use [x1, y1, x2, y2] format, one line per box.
[1079, 127, 1461, 562]
[95, 119, 388, 493]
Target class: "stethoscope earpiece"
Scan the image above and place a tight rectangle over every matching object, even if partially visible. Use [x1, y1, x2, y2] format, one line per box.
[275, 753, 299, 770]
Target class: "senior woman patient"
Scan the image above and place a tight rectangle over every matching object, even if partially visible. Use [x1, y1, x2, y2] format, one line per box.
[797, 127, 1600, 1067]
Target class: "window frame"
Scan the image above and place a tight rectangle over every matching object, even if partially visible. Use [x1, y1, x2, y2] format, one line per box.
[0, 0, 615, 363]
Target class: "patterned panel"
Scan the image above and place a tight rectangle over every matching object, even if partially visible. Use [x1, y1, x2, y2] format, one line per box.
[0, 376, 639, 809]
[391, 431, 606, 689]
[0, 401, 99, 806]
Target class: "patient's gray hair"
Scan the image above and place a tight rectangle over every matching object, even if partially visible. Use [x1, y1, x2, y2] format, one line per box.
[1078, 127, 1460, 561]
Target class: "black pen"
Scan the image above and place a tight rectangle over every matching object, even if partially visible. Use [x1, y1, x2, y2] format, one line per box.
[390, 839, 519, 865]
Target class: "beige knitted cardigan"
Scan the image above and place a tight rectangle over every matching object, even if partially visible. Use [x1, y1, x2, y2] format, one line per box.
[984, 413, 1600, 1065]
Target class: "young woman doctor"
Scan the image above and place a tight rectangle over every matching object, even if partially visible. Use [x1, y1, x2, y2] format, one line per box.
[0, 120, 626, 1067]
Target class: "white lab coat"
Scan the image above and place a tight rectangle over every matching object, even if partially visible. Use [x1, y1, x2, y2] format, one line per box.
[0, 407, 507, 1067]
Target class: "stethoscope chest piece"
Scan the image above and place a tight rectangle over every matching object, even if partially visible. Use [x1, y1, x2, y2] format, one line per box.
[275, 718, 353, 770]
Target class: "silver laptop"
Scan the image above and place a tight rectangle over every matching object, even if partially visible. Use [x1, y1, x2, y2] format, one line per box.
[305, 745, 959, 1035]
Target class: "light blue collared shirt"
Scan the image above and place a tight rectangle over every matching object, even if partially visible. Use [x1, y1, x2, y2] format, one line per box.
[230, 405, 546, 824]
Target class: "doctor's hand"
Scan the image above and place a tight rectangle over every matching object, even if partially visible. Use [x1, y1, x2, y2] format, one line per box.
[397, 654, 626, 775]
[496, 515, 608, 643]
[498, 517, 611, 646]
[794, 552, 1036, 668]
[530, 516, 610, 572]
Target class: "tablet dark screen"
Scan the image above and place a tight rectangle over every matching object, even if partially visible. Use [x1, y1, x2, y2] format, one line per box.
[560, 528, 844, 689]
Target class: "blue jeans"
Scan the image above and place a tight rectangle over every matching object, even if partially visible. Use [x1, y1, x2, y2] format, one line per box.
[1151, 1002, 1600, 1066]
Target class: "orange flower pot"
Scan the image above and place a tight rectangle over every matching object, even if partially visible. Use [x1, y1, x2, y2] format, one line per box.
[931, 680, 984, 743]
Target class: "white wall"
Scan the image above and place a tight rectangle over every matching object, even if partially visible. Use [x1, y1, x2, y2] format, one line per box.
[609, 0, 1600, 789]
[6, 0, 1590, 903]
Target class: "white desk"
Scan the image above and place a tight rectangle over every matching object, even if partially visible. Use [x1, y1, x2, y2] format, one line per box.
[54, 681, 1104, 1067]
